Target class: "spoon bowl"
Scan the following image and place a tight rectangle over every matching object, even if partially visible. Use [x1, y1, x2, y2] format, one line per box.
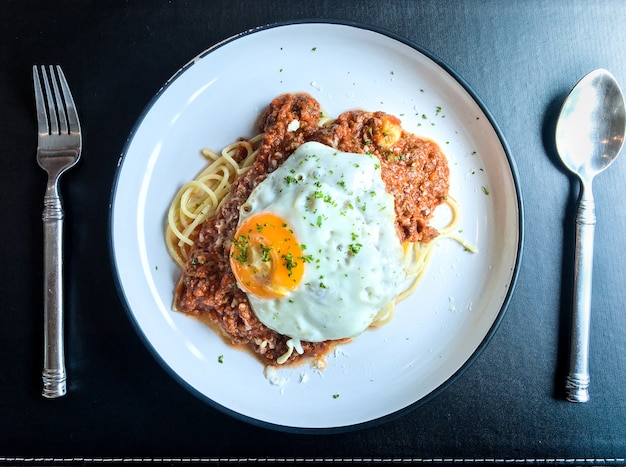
[555, 69, 626, 403]
[556, 69, 626, 180]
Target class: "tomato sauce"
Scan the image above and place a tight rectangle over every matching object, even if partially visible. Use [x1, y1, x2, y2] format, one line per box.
[174, 93, 449, 366]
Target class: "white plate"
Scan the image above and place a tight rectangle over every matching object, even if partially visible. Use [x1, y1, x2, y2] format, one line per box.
[110, 21, 522, 431]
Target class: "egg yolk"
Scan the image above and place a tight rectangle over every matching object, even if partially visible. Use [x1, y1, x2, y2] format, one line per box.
[230, 213, 305, 299]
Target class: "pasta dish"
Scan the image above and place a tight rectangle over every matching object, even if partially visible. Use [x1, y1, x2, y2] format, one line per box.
[165, 93, 465, 366]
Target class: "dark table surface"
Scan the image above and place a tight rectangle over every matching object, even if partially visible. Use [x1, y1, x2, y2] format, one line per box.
[2, 0, 626, 464]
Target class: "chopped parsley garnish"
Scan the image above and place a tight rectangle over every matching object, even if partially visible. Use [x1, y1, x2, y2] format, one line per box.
[299, 254, 314, 263]
[281, 253, 297, 275]
[259, 244, 272, 262]
[231, 235, 249, 264]
[284, 175, 298, 186]
[348, 243, 363, 255]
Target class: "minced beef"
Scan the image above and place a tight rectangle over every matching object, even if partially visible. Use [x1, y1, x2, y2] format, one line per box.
[174, 93, 449, 366]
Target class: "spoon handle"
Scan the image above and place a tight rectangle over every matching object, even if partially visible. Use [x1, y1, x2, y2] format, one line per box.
[565, 184, 595, 403]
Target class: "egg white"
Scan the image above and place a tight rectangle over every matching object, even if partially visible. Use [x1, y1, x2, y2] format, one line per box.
[236, 141, 407, 345]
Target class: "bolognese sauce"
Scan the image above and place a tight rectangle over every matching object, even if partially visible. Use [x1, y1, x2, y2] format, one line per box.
[174, 93, 449, 366]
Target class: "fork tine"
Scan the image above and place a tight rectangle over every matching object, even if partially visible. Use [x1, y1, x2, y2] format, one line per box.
[32, 66, 50, 136]
[40, 65, 59, 135]
[49, 66, 68, 135]
[55, 66, 80, 134]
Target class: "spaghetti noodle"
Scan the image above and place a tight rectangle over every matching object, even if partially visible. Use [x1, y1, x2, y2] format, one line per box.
[370, 196, 473, 327]
[166, 93, 469, 366]
[166, 134, 263, 268]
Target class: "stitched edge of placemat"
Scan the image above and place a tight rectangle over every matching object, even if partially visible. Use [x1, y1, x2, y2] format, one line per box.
[0, 457, 624, 465]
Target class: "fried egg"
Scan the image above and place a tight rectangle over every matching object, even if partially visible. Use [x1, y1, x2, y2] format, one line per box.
[229, 141, 406, 359]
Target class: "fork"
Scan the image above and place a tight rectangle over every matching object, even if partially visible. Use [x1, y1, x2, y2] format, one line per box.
[33, 65, 82, 398]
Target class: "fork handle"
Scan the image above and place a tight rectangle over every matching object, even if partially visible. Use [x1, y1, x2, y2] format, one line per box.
[565, 184, 595, 403]
[42, 192, 67, 398]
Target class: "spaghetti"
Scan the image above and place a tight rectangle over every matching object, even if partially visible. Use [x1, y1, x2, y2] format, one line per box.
[371, 196, 473, 327]
[166, 93, 468, 366]
[166, 134, 263, 268]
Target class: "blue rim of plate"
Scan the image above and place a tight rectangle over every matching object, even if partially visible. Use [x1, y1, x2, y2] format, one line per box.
[109, 18, 524, 434]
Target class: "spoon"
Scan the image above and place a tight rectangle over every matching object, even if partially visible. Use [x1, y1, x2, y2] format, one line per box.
[555, 68, 626, 403]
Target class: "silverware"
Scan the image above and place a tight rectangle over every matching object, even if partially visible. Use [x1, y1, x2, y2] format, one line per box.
[33, 65, 82, 398]
[555, 69, 626, 402]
